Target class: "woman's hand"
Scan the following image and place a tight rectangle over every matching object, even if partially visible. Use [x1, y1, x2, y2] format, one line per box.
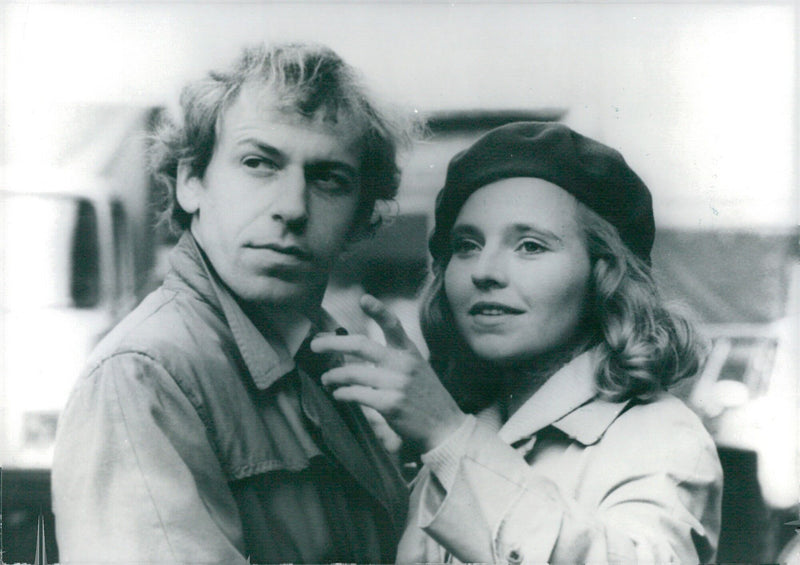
[311, 294, 467, 453]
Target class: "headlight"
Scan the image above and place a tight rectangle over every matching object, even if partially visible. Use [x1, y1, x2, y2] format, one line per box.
[22, 411, 59, 448]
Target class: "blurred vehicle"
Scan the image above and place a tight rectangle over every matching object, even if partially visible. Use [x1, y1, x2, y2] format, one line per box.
[660, 230, 800, 563]
[0, 167, 141, 469]
[780, 523, 800, 564]
[691, 312, 799, 562]
[0, 105, 163, 562]
[0, 166, 145, 560]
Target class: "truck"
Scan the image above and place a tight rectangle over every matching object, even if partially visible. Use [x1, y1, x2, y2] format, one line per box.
[0, 105, 163, 561]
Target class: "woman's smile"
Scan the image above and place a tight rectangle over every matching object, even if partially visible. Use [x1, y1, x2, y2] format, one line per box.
[468, 301, 525, 316]
[467, 301, 525, 328]
[444, 177, 592, 364]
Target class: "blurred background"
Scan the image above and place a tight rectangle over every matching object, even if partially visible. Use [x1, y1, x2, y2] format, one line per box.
[0, 2, 797, 562]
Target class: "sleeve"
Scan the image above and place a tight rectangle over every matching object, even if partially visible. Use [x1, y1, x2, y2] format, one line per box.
[52, 352, 249, 564]
[400, 408, 722, 564]
[419, 414, 479, 491]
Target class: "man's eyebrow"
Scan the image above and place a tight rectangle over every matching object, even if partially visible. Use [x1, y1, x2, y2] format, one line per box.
[237, 138, 285, 158]
[236, 138, 359, 176]
[307, 160, 360, 179]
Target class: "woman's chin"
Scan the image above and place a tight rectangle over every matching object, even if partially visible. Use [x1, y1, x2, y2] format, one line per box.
[470, 344, 528, 367]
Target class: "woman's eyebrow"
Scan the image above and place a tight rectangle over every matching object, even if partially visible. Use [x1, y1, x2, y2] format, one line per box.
[505, 223, 565, 249]
[450, 224, 481, 238]
[508, 223, 562, 241]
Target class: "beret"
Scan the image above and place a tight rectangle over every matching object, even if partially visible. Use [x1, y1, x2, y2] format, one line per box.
[429, 121, 655, 263]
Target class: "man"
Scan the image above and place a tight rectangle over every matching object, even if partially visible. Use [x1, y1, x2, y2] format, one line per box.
[52, 43, 412, 563]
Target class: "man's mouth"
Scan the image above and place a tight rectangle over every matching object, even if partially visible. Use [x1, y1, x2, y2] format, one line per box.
[245, 243, 313, 262]
[468, 302, 524, 316]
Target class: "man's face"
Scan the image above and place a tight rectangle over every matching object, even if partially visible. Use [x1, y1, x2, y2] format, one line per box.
[178, 84, 364, 313]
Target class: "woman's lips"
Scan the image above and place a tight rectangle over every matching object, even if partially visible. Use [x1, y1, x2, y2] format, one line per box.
[468, 301, 524, 316]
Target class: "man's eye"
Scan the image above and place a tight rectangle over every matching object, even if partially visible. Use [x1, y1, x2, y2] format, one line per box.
[308, 167, 356, 194]
[312, 174, 350, 193]
[242, 156, 278, 171]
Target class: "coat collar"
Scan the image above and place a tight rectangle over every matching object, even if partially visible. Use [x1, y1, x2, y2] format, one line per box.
[497, 348, 631, 447]
[169, 233, 336, 391]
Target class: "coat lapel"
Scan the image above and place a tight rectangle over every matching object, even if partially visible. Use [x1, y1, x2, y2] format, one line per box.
[497, 349, 635, 450]
[299, 372, 407, 533]
[178, 233, 407, 528]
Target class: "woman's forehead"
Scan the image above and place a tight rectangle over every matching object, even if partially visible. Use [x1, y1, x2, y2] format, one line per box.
[455, 177, 581, 231]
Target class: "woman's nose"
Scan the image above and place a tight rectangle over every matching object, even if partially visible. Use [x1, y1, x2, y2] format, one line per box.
[470, 249, 509, 289]
[271, 167, 308, 229]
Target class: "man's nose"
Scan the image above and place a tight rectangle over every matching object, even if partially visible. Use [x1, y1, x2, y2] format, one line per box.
[270, 166, 308, 230]
[471, 248, 509, 290]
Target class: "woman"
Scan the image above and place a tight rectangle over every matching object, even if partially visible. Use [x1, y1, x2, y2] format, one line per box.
[312, 122, 723, 563]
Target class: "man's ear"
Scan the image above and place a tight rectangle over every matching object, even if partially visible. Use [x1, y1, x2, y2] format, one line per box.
[176, 161, 203, 215]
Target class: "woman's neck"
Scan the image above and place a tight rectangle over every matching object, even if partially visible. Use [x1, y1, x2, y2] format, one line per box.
[500, 341, 591, 418]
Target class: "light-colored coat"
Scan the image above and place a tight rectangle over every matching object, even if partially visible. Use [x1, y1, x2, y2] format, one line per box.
[397, 350, 722, 564]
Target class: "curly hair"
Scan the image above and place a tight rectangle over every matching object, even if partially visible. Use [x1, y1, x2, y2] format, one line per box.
[419, 200, 706, 413]
[149, 42, 416, 234]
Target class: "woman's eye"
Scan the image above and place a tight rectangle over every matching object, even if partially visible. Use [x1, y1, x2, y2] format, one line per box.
[518, 240, 545, 254]
[451, 238, 480, 255]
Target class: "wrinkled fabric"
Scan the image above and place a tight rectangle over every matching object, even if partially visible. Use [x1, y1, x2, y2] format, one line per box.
[52, 233, 407, 564]
[396, 350, 722, 564]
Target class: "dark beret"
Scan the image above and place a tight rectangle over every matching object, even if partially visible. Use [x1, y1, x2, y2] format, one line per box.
[429, 121, 655, 263]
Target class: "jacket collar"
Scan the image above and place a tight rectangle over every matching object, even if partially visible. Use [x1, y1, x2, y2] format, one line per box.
[497, 348, 631, 447]
[168, 234, 407, 527]
[169, 233, 336, 391]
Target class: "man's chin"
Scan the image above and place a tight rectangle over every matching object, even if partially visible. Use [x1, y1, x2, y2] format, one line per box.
[230, 276, 322, 310]
[238, 286, 307, 307]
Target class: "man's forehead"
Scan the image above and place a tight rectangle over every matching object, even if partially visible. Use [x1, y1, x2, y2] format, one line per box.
[221, 82, 365, 145]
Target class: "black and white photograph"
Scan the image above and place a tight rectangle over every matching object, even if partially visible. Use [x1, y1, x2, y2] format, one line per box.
[1, 2, 798, 563]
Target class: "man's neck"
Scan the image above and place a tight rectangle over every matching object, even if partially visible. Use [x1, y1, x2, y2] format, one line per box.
[186, 231, 322, 357]
[240, 300, 316, 357]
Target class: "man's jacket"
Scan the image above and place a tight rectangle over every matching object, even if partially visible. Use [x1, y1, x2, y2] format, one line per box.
[52, 233, 408, 564]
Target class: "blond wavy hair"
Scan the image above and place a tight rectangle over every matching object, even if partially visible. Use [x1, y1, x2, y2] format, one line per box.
[420, 201, 706, 413]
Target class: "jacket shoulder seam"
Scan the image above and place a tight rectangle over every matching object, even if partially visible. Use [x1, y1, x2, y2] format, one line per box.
[84, 349, 218, 462]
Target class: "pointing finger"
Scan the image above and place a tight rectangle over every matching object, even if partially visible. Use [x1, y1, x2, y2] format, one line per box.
[321, 365, 403, 389]
[329, 385, 399, 413]
[359, 294, 412, 350]
[310, 334, 386, 364]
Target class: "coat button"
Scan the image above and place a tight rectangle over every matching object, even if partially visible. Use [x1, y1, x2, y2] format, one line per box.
[507, 548, 523, 564]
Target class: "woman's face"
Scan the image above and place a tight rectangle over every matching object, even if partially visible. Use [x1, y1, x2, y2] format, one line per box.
[444, 177, 592, 366]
